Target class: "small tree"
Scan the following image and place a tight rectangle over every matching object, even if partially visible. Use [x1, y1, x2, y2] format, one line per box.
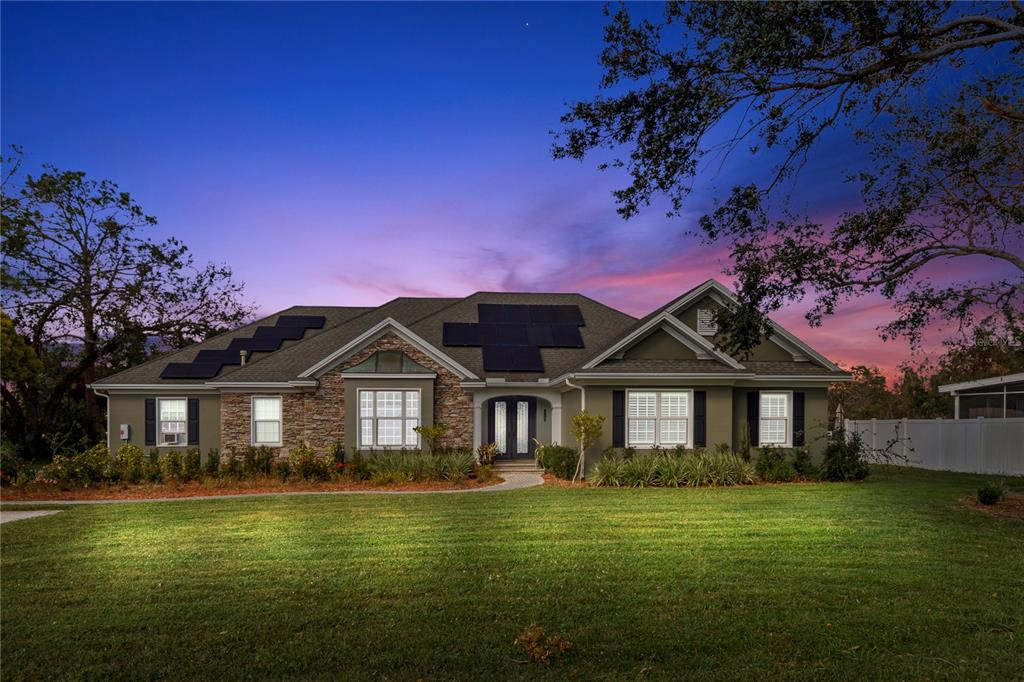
[570, 411, 605, 483]
[413, 423, 448, 455]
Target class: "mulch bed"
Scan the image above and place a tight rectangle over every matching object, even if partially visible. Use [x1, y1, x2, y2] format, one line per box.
[541, 473, 589, 488]
[961, 492, 1024, 520]
[0, 476, 504, 501]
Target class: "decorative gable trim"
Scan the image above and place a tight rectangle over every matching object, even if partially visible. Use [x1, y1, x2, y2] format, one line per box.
[299, 317, 479, 380]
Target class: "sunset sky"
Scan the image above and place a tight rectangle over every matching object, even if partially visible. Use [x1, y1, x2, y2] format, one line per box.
[2, 2, 1008, 375]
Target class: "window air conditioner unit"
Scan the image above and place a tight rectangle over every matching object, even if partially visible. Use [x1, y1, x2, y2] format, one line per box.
[161, 432, 184, 446]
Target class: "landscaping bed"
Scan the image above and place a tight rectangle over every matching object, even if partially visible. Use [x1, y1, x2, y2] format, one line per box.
[0, 475, 503, 501]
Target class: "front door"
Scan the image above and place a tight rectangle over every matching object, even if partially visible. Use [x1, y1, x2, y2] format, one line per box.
[488, 397, 536, 459]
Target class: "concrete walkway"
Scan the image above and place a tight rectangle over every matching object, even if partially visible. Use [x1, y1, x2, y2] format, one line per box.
[0, 510, 64, 523]
[0, 472, 544, 506]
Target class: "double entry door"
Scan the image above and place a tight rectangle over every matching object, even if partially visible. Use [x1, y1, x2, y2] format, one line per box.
[488, 397, 536, 459]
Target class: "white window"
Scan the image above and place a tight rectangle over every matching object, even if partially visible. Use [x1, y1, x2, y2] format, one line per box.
[627, 391, 691, 447]
[759, 392, 791, 446]
[252, 396, 282, 446]
[358, 389, 421, 449]
[696, 308, 718, 336]
[158, 398, 187, 446]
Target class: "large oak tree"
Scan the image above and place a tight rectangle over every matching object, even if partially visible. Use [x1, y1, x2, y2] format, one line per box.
[555, 1, 1023, 356]
[1, 149, 254, 457]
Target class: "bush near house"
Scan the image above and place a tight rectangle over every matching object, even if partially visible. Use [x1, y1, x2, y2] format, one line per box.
[820, 433, 871, 482]
[5, 440, 492, 495]
[536, 444, 578, 480]
[591, 447, 755, 487]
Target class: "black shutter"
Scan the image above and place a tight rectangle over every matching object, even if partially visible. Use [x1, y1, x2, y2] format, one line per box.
[746, 392, 759, 446]
[145, 398, 156, 446]
[694, 391, 707, 447]
[793, 392, 805, 446]
[612, 390, 625, 447]
[187, 398, 200, 446]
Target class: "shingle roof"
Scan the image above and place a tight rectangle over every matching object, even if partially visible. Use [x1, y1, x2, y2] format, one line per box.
[92, 306, 375, 385]
[94, 284, 847, 386]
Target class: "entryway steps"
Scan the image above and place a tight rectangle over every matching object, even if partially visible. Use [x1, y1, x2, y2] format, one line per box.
[492, 460, 543, 475]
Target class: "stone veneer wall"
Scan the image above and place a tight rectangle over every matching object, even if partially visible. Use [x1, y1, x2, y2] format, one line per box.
[219, 333, 474, 457]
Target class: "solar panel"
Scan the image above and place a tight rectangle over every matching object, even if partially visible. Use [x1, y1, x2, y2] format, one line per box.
[160, 362, 223, 379]
[194, 349, 242, 365]
[442, 322, 481, 346]
[479, 323, 530, 346]
[509, 346, 544, 371]
[527, 324, 555, 347]
[228, 336, 284, 353]
[476, 304, 505, 324]
[552, 305, 585, 326]
[253, 326, 306, 341]
[276, 315, 326, 329]
[550, 324, 584, 348]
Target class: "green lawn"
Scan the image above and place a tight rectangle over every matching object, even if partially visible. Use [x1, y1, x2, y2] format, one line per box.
[2, 468, 1022, 681]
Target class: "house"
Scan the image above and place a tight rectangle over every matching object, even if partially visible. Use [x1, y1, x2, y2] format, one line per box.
[91, 280, 850, 473]
[938, 372, 1024, 419]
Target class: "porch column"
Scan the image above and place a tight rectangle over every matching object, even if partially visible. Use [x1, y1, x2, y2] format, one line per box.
[551, 404, 562, 445]
[954, 394, 960, 420]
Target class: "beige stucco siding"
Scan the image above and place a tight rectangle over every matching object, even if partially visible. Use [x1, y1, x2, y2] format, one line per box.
[104, 393, 220, 456]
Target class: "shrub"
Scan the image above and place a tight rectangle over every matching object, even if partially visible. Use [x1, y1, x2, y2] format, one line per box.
[204, 448, 221, 477]
[115, 444, 147, 484]
[477, 442, 498, 466]
[821, 433, 870, 481]
[538, 445, 577, 480]
[145, 450, 162, 482]
[288, 441, 332, 480]
[977, 481, 1007, 505]
[182, 448, 202, 481]
[346, 449, 371, 480]
[590, 456, 624, 487]
[158, 450, 183, 481]
[439, 451, 475, 482]
[272, 459, 291, 481]
[220, 450, 241, 479]
[791, 447, 818, 479]
[476, 464, 494, 482]
[329, 440, 345, 465]
[1, 444, 35, 487]
[413, 423, 448, 454]
[37, 444, 115, 487]
[656, 454, 686, 487]
[621, 454, 659, 487]
[756, 448, 797, 483]
[680, 450, 711, 486]
[249, 446, 275, 476]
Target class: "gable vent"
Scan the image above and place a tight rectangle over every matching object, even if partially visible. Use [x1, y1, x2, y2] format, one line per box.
[696, 309, 718, 336]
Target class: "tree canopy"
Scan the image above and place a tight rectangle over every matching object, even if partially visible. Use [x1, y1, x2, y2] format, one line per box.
[1, 148, 254, 457]
[555, 1, 1023, 355]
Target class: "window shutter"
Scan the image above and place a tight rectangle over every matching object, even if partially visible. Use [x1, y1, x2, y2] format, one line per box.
[145, 398, 156, 446]
[746, 392, 759, 446]
[793, 392, 805, 446]
[187, 398, 200, 446]
[612, 390, 625, 447]
[693, 391, 707, 447]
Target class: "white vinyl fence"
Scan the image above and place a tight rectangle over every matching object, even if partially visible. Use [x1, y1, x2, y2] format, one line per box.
[845, 418, 1024, 476]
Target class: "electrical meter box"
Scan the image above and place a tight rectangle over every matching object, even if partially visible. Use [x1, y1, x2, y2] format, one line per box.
[119, 424, 131, 441]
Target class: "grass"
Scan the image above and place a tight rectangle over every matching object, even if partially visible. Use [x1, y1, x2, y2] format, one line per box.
[2, 467, 1022, 680]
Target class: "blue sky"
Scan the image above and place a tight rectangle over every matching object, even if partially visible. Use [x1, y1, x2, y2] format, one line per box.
[2, 1, 1004, 372]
